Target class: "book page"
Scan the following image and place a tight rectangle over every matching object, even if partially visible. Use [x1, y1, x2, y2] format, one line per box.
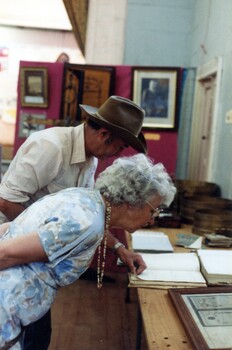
[137, 252, 205, 283]
[132, 230, 173, 252]
[138, 270, 205, 283]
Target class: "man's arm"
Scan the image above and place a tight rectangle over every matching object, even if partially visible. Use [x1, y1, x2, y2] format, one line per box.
[0, 232, 48, 270]
[0, 198, 25, 221]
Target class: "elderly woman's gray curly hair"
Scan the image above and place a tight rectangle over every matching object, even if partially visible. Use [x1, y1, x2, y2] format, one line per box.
[95, 154, 176, 207]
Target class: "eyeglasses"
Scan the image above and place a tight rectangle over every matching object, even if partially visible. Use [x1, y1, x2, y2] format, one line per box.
[145, 200, 162, 218]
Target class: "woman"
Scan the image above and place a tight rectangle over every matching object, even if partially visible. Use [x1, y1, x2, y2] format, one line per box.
[0, 154, 176, 349]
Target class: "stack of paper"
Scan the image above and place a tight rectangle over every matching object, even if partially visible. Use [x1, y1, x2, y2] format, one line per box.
[204, 233, 232, 247]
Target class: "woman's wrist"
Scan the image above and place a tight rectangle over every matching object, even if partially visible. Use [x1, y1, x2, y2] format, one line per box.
[112, 241, 125, 253]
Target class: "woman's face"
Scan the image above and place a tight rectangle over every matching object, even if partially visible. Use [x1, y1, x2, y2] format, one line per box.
[124, 195, 163, 233]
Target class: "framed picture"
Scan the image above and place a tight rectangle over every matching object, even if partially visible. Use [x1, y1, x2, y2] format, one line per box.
[70, 64, 115, 106]
[132, 67, 180, 130]
[20, 67, 48, 108]
[61, 63, 115, 124]
[169, 286, 232, 350]
[18, 112, 46, 138]
[60, 65, 84, 125]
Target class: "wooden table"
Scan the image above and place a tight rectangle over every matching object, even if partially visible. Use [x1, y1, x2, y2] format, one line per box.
[137, 288, 192, 349]
[128, 225, 196, 350]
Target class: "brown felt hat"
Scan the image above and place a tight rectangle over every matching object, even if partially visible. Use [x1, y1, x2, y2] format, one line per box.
[80, 95, 147, 153]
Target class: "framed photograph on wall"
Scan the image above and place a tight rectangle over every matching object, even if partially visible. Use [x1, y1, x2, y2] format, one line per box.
[132, 67, 180, 130]
[169, 286, 232, 350]
[20, 67, 48, 108]
[18, 112, 46, 138]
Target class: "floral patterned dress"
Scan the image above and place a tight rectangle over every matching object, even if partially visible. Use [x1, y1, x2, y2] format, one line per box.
[0, 188, 105, 349]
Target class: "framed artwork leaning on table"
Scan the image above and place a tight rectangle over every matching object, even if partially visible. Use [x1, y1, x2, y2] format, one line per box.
[169, 286, 232, 350]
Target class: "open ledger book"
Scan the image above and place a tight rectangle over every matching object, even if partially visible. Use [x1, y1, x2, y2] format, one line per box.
[129, 252, 207, 288]
[129, 250, 232, 289]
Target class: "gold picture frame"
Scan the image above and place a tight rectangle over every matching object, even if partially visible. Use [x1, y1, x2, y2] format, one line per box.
[169, 286, 232, 350]
[132, 66, 180, 130]
[20, 67, 48, 108]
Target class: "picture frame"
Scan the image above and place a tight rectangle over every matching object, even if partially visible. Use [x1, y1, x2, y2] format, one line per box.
[168, 286, 232, 350]
[61, 63, 115, 124]
[60, 65, 84, 125]
[20, 67, 48, 108]
[18, 112, 46, 138]
[69, 64, 115, 106]
[132, 67, 180, 130]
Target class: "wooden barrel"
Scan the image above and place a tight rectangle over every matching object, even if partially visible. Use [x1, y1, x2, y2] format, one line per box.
[172, 180, 220, 213]
[180, 195, 232, 224]
[192, 209, 232, 235]
[174, 180, 220, 196]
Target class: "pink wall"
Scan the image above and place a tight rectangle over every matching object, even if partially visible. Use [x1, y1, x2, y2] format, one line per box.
[14, 62, 178, 177]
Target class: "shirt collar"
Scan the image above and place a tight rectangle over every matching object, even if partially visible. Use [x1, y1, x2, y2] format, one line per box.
[71, 123, 90, 164]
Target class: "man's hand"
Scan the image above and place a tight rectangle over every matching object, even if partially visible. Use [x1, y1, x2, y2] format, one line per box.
[0, 198, 25, 221]
[115, 245, 147, 275]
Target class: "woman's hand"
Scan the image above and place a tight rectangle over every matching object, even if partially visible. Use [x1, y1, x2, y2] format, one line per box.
[115, 245, 147, 275]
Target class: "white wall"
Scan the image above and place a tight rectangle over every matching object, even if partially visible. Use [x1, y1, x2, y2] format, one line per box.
[0, 0, 71, 30]
[122, 0, 232, 198]
[124, 0, 195, 66]
[0, 25, 85, 130]
[85, 0, 127, 64]
[189, 0, 232, 198]
[0, 0, 84, 118]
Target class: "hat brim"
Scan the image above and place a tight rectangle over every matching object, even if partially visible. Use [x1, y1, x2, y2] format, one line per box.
[80, 104, 147, 154]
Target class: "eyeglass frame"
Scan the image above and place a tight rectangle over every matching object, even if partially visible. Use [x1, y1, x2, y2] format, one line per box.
[145, 200, 163, 218]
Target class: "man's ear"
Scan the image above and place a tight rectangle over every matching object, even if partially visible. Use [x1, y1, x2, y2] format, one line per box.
[98, 128, 111, 140]
[97, 129, 116, 145]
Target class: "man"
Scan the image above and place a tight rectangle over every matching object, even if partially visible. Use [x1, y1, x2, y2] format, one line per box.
[0, 95, 147, 350]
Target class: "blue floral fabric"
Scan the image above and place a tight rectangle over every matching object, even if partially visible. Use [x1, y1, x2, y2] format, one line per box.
[0, 188, 105, 348]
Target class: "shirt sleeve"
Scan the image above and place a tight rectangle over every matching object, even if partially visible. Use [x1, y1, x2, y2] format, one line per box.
[0, 134, 64, 203]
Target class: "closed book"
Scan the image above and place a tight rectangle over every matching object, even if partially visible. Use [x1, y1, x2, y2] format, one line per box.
[197, 249, 232, 285]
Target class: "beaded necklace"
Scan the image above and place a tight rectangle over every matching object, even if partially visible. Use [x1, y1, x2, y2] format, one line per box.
[97, 199, 112, 288]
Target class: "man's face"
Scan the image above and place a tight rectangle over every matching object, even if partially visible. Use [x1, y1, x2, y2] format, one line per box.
[95, 136, 128, 160]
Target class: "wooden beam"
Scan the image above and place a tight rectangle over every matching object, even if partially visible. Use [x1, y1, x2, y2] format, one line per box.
[62, 0, 89, 56]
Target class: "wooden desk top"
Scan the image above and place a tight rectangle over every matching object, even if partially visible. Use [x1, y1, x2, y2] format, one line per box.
[138, 288, 192, 349]
[129, 225, 195, 350]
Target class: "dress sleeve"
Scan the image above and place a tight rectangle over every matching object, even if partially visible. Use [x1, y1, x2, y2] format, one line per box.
[37, 215, 96, 262]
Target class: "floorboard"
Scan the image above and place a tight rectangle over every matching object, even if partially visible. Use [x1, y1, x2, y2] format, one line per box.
[49, 272, 148, 350]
